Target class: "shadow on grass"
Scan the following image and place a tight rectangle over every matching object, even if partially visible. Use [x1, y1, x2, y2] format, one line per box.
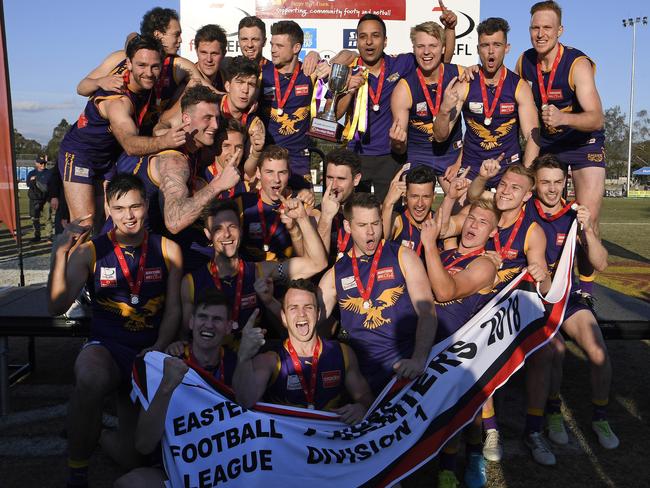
[602, 240, 650, 264]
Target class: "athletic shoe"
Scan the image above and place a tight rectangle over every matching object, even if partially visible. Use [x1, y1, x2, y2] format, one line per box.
[464, 452, 487, 488]
[437, 469, 459, 488]
[546, 413, 569, 445]
[483, 429, 503, 461]
[592, 420, 619, 449]
[524, 432, 556, 466]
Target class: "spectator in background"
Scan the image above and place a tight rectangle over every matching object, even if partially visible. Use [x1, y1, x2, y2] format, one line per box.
[26, 155, 57, 242]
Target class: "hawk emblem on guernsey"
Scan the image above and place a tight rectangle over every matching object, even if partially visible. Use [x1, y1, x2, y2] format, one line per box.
[96, 296, 165, 332]
[271, 106, 310, 135]
[410, 120, 435, 142]
[340, 285, 404, 329]
[467, 117, 516, 150]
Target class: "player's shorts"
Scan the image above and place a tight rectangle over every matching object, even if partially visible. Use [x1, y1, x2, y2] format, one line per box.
[83, 338, 142, 387]
[288, 151, 313, 191]
[58, 149, 115, 185]
[562, 291, 593, 322]
[541, 138, 606, 171]
[408, 143, 462, 177]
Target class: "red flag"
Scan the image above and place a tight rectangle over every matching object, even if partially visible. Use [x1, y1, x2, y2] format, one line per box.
[0, 2, 18, 238]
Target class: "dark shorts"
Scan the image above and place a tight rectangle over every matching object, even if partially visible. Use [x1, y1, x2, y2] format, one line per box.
[83, 338, 141, 387]
[357, 152, 407, 201]
[541, 139, 606, 170]
[409, 144, 462, 177]
[58, 148, 116, 185]
[288, 152, 313, 190]
[563, 292, 592, 323]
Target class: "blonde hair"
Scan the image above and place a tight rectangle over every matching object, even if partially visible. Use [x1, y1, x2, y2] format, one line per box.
[470, 197, 502, 224]
[410, 21, 444, 45]
[504, 164, 535, 188]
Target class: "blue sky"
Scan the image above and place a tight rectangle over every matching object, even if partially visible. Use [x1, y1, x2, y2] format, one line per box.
[5, 0, 649, 143]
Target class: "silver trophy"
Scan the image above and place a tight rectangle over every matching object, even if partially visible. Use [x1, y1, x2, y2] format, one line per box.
[308, 63, 350, 142]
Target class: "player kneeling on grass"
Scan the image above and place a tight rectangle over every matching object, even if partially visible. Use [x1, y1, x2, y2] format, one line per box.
[233, 279, 374, 422]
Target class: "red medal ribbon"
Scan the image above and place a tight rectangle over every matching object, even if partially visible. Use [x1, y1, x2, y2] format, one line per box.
[534, 199, 574, 222]
[334, 214, 350, 253]
[257, 195, 283, 251]
[416, 65, 445, 117]
[351, 240, 384, 304]
[494, 208, 525, 258]
[443, 247, 485, 271]
[209, 162, 236, 198]
[273, 61, 301, 114]
[154, 55, 173, 106]
[479, 67, 507, 122]
[209, 259, 244, 321]
[121, 71, 152, 128]
[286, 337, 321, 408]
[187, 347, 225, 383]
[109, 229, 148, 303]
[358, 57, 385, 109]
[536, 44, 563, 106]
[405, 209, 430, 257]
[222, 96, 249, 126]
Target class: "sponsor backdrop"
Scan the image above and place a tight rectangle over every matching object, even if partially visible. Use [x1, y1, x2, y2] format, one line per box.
[180, 0, 480, 67]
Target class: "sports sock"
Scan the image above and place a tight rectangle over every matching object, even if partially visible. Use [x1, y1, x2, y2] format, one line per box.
[525, 408, 544, 434]
[482, 404, 498, 431]
[67, 459, 89, 487]
[440, 445, 459, 472]
[592, 398, 608, 422]
[546, 394, 562, 415]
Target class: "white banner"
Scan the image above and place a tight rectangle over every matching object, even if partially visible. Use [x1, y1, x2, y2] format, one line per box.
[133, 222, 575, 488]
[179, 0, 480, 67]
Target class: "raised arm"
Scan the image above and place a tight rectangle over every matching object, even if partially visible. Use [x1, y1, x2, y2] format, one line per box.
[467, 155, 503, 202]
[515, 80, 541, 167]
[157, 149, 241, 234]
[575, 204, 608, 272]
[315, 184, 341, 255]
[77, 50, 126, 96]
[389, 80, 411, 154]
[382, 166, 407, 237]
[438, 0, 458, 64]
[432, 76, 466, 142]
[243, 118, 266, 178]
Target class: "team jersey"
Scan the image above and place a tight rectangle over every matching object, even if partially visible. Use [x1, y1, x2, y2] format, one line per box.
[347, 53, 417, 156]
[203, 161, 249, 199]
[237, 192, 293, 262]
[265, 338, 348, 411]
[60, 85, 151, 174]
[434, 249, 493, 341]
[183, 344, 237, 387]
[334, 240, 417, 393]
[390, 209, 440, 260]
[314, 207, 353, 263]
[485, 207, 539, 290]
[259, 61, 314, 177]
[184, 259, 261, 335]
[110, 55, 182, 135]
[88, 232, 170, 349]
[461, 68, 525, 177]
[400, 63, 463, 173]
[516, 45, 605, 152]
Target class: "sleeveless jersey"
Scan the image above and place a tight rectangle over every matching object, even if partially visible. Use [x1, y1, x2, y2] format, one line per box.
[265, 338, 347, 411]
[347, 53, 417, 156]
[434, 249, 492, 341]
[237, 192, 293, 262]
[401, 63, 463, 171]
[314, 208, 353, 264]
[485, 207, 539, 290]
[461, 68, 524, 172]
[184, 259, 260, 334]
[390, 209, 441, 260]
[88, 232, 169, 349]
[334, 240, 417, 393]
[183, 344, 237, 387]
[525, 198, 576, 272]
[516, 45, 605, 151]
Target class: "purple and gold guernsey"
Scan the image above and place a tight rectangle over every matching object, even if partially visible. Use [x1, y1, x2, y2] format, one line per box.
[183, 259, 262, 339]
[259, 61, 314, 183]
[517, 45, 605, 168]
[434, 249, 492, 342]
[265, 338, 348, 411]
[58, 86, 151, 185]
[485, 207, 539, 291]
[391, 209, 442, 261]
[461, 68, 525, 185]
[314, 207, 353, 263]
[109, 55, 182, 135]
[88, 232, 169, 350]
[183, 344, 237, 387]
[347, 53, 416, 156]
[400, 63, 463, 175]
[334, 240, 417, 394]
[525, 198, 576, 271]
[237, 192, 293, 262]
[115, 149, 209, 273]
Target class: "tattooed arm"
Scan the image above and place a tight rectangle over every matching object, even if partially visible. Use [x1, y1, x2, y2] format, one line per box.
[157, 150, 241, 234]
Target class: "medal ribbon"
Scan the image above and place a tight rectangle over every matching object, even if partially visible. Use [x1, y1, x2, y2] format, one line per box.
[187, 347, 225, 383]
[351, 240, 384, 304]
[209, 259, 244, 321]
[121, 71, 152, 128]
[534, 198, 574, 222]
[358, 57, 385, 109]
[273, 61, 300, 114]
[479, 67, 507, 122]
[222, 96, 249, 126]
[154, 55, 173, 107]
[406, 210, 430, 257]
[494, 208, 525, 258]
[209, 162, 236, 199]
[335, 214, 351, 253]
[286, 337, 321, 408]
[443, 247, 485, 271]
[109, 229, 148, 303]
[536, 44, 563, 106]
[257, 195, 282, 251]
[416, 65, 445, 117]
